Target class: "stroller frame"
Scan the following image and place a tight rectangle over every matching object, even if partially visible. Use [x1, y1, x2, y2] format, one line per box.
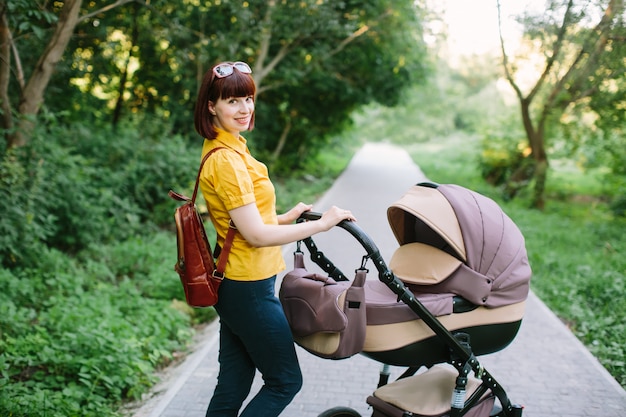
[296, 211, 524, 417]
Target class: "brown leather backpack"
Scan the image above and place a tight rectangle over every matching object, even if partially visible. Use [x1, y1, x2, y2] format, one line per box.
[168, 147, 235, 308]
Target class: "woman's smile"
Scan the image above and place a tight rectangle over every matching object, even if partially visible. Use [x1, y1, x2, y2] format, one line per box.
[210, 95, 255, 135]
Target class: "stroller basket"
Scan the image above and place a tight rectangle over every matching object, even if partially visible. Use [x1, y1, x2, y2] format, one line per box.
[280, 182, 530, 417]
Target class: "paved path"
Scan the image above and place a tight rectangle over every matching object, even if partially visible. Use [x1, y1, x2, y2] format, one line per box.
[132, 143, 626, 417]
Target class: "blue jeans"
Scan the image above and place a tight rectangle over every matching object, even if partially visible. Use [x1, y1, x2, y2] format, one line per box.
[206, 276, 303, 417]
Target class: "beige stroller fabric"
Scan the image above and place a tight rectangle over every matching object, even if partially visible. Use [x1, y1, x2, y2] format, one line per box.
[368, 364, 495, 417]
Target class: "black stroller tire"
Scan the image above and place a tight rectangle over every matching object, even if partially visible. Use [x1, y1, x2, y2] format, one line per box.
[317, 406, 362, 417]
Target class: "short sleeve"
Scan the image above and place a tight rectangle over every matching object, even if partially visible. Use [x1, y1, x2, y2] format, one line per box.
[207, 150, 256, 211]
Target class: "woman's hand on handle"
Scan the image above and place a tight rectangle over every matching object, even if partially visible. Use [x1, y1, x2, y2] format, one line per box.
[318, 206, 356, 232]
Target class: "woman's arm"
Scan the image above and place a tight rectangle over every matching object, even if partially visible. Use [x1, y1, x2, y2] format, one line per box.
[277, 202, 313, 225]
[229, 203, 355, 248]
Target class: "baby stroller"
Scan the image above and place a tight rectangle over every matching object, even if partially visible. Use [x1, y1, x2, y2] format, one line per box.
[279, 182, 531, 417]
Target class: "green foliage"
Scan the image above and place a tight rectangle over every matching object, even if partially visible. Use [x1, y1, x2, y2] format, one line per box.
[0, 106, 306, 416]
[50, 118, 200, 226]
[243, 0, 427, 170]
[497, 0, 626, 207]
[8, 0, 428, 171]
[83, 233, 183, 301]
[344, 57, 509, 148]
[0, 117, 197, 267]
[610, 193, 626, 218]
[476, 114, 531, 188]
[0, 148, 51, 266]
[349, 89, 453, 145]
[0, 237, 204, 416]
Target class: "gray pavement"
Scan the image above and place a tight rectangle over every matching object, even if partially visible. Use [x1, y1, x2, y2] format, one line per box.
[131, 143, 626, 417]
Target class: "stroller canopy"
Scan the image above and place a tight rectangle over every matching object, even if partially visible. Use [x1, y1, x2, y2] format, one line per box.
[387, 183, 531, 308]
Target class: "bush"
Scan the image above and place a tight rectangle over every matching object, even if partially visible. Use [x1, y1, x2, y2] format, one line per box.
[0, 118, 199, 268]
[51, 121, 201, 225]
[610, 192, 626, 217]
[476, 115, 530, 188]
[0, 114, 251, 416]
[0, 146, 56, 266]
[0, 235, 207, 416]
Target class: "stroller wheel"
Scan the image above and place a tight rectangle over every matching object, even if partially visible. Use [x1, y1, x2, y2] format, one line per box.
[317, 406, 362, 417]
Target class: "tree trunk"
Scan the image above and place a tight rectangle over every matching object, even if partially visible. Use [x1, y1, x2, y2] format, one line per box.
[505, 97, 550, 208]
[112, 4, 139, 128]
[0, 7, 13, 140]
[10, 0, 83, 148]
[532, 158, 548, 210]
[270, 118, 292, 163]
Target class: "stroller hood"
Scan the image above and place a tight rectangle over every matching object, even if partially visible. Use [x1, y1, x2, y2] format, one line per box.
[387, 183, 531, 307]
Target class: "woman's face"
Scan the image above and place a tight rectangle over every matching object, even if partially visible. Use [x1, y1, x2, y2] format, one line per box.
[209, 95, 255, 136]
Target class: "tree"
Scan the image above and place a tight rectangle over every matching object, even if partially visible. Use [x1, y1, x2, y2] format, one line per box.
[90, 0, 427, 167]
[246, 0, 426, 168]
[497, 0, 625, 209]
[0, 0, 136, 148]
[2, 0, 428, 170]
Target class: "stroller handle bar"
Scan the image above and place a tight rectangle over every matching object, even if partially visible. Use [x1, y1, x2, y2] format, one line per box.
[298, 211, 389, 278]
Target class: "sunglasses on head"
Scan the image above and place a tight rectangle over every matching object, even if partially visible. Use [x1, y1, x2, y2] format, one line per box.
[213, 62, 252, 78]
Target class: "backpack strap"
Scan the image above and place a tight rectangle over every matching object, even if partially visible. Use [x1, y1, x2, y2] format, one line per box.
[192, 146, 235, 279]
[214, 221, 236, 279]
[191, 147, 224, 203]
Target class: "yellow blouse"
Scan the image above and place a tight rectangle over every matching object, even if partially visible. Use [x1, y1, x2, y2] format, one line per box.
[199, 128, 285, 281]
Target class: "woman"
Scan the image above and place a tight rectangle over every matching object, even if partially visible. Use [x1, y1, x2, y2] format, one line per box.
[194, 61, 355, 417]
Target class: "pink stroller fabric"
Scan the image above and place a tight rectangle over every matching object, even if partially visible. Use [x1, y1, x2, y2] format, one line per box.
[281, 183, 530, 417]
[387, 183, 532, 309]
[281, 182, 531, 363]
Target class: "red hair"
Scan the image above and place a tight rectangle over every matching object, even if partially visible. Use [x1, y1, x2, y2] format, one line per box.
[194, 62, 257, 139]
